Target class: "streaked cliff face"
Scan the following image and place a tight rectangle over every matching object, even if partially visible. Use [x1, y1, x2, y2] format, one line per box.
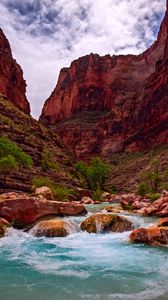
[0, 29, 30, 114]
[39, 5, 168, 159]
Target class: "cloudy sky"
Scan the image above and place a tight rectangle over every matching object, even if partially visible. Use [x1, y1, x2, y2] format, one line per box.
[0, 0, 166, 118]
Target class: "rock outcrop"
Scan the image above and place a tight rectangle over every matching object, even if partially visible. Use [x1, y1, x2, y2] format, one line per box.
[40, 2, 168, 159]
[0, 29, 30, 114]
[129, 227, 168, 246]
[0, 192, 86, 228]
[139, 194, 168, 217]
[35, 186, 53, 200]
[120, 193, 151, 210]
[80, 213, 133, 233]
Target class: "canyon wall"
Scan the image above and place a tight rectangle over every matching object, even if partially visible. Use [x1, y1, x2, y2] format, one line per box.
[0, 29, 30, 114]
[40, 3, 168, 158]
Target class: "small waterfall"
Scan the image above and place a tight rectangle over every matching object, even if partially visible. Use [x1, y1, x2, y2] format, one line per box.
[95, 217, 103, 233]
[30, 219, 80, 237]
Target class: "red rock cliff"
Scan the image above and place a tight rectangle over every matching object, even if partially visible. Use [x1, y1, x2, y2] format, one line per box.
[0, 29, 30, 114]
[40, 3, 168, 158]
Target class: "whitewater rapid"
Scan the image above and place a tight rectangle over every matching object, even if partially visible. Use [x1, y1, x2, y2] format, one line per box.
[0, 204, 167, 300]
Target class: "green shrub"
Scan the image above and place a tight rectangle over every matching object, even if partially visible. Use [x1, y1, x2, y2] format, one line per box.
[110, 185, 117, 194]
[140, 159, 162, 193]
[32, 176, 52, 189]
[147, 193, 160, 202]
[124, 203, 133, 211]
[41, 148, 59, 171]
[92, 187, 103, 201]
[137, 182, 150, 197]
[32, 176, 73, 201]
[52, 186, 74, 201]
[0, 135, 33, 192]
[0, 135, 33, 167]
[0, 114, 14, 128]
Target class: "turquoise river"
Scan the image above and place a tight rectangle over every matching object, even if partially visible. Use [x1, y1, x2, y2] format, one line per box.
[0, 204, 168, 300]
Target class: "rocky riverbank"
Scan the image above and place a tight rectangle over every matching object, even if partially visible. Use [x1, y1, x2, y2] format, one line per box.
[0, 189, 168, 247]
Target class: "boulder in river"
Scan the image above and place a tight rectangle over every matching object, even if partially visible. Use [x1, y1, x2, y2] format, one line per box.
[129, 227, 168, 246]
[0, 192, 86, 228]
[32, 219, 77, 237]
[80, 213, 134, 234]
[0, 217, 10, 238]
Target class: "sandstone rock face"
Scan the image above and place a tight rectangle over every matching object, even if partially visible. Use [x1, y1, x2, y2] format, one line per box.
[40, 3, 168, 159]
[129, 227, 168, 246]
[0, 192, 86, 228]
[0, 29, 30, 114]
[120, 193, 151, 210]
[80, 213, 133, 233]
[32, 219, 77, 237]
[141, 194, 168, 217]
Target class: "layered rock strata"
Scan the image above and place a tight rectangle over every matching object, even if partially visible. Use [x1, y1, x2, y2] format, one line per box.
[40, 2, 168, 159]
[0, 29, 30, 114]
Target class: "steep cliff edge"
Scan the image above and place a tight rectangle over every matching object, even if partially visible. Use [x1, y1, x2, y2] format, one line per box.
[0, 29, 30, 114]
[40, 2, 168, 159]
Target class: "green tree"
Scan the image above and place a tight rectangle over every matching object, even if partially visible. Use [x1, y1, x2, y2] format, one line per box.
[137, 182, 150, 197]
[75, 157, 110, 191]
[141, 159, 161, 193]
[0, 135, 33, 192]
[91, 157, 110, 190]
[75, 160, 92, 190]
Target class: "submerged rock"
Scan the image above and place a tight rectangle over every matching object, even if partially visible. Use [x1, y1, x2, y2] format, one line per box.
[80, 213, 133, 234]
[129, 227, 168, 246]
[104, 205, 124, 213]
[32, 219, 77, 237]
[0, 192, 86, 228]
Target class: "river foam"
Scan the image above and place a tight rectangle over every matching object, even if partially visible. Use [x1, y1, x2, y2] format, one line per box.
[0, 206, 167, 300]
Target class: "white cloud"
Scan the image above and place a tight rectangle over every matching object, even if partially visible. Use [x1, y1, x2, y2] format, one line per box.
[0, 0, 166, 118]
